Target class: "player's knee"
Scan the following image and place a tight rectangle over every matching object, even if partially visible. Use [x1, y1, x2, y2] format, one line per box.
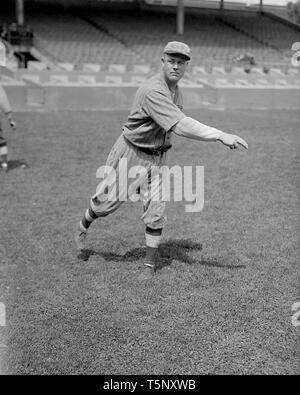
[90, 195, 123, 217]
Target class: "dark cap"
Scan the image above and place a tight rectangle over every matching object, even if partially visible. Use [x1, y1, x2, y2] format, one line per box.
[163, 41, 191, 60]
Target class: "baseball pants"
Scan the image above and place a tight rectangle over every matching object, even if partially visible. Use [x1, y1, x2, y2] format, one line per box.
[90, 134, 167, 230]
[0, 115, 7, 148]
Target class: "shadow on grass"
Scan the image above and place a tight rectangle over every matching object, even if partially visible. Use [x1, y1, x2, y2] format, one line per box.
[6, 160, 29, 171]
[78, 239, 245, 270]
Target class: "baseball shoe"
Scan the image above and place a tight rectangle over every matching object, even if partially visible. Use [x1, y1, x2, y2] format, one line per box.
[75, 224, 87, 252]
[137, 263, 155, 281]
[0, 162, 8, 172]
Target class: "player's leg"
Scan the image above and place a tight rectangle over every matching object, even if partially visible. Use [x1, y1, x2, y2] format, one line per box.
[0, 145, 8, 171]
[75, 204, 98, 251]
[0, 119, 8, 172]
[75, 135, 128, 252]
[75, 162, 128, 250]
[75, 135, 148, 253]
[138, 164, 166, 280]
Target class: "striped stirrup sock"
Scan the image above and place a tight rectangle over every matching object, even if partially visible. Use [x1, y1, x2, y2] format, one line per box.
[80, 206, 97, 232]
[145, 226, 162, 249]
[145, 227, 162, 263]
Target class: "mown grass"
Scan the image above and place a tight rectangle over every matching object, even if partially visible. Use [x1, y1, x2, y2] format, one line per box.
[0, 109, 299, 375]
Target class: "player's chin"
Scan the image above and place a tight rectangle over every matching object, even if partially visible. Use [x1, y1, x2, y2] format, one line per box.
[169, 74, 181, 82]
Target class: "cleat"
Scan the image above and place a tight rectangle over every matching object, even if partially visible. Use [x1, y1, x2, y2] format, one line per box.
[75, 224, 87, 252]
[137, 264, 155, 281]
[0, 162, 8, 172]
[77, 249, 91, 261]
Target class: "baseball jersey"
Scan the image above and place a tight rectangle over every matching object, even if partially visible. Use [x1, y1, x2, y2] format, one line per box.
[122, 73, 185, 150]
[0, 85, 11, 113]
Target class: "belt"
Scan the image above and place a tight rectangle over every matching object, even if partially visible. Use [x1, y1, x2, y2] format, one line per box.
[123, 137, 172, 156]
[138, 145, 172, 156]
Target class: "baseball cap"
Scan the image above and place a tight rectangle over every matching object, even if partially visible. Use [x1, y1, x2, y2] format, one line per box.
[163, 41, 191, 60]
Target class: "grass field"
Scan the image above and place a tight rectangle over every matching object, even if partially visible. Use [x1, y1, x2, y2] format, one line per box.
[0, 108, 299, 375]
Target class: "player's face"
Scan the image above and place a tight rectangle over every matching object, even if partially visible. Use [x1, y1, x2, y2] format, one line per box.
[162, 54, 189, 84]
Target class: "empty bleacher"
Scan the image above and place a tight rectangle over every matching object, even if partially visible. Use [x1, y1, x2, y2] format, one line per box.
[25, 8, 145, 68]
[1, 5, 300, 74]
[82, 9, 298, 70]
[218, 11, 300, 67]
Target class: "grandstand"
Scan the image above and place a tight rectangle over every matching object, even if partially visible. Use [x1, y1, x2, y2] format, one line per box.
[0, 1, 299, 111]
[28, 9, 148, 68]
[218, 11, 300, 65]
[0, 6, 144, 68]
[82, 8, 288, 69]
[1, 2, 299, 71]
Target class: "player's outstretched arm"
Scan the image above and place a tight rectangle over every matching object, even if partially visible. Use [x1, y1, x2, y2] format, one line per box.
[217, 133, 248, 149]
[173, 117, 248, 149]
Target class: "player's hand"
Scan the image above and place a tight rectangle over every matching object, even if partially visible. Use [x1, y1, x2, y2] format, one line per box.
[218, 133, 248, 150]
[9, 120, 17, 130]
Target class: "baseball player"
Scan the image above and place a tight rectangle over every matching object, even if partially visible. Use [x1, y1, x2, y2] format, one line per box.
[75, 41, 248, 280]
[0, 84, 16, 172]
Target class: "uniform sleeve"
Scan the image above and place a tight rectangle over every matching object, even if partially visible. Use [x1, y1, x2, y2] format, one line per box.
[143, 89, 185, 132]
[0, 85, 11, 113]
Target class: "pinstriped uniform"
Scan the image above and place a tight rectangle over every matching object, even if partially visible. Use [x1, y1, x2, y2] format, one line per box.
[0, 113, 5, 148]
[0, 85, 11, 148]
[90, 73, 185, 230]
[123, 73, 184, 150]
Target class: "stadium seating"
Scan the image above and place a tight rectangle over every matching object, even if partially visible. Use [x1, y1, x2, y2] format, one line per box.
[1, 5, 299, 76]
[82, 63, 102, 72]
[57, 63, 75, 72]
[27, 61, 48, 71]
[219, 12, 300, 65]
[83, 9, 298, 71]
[231, 67, 248, 75]
[8, 7, 143, 69]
